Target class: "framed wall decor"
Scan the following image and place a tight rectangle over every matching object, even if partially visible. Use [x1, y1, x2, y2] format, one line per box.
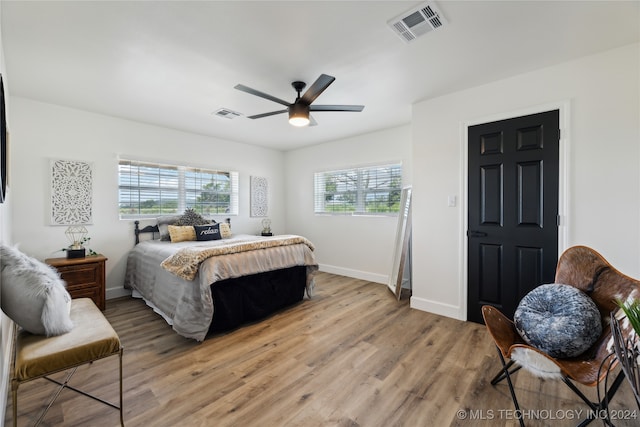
[0, 74, 7, 203]
[50, 159, 93, 225]
[250, 176, 268, 217]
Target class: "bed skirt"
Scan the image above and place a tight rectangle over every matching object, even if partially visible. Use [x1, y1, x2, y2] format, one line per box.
[208, 265, 307, 334]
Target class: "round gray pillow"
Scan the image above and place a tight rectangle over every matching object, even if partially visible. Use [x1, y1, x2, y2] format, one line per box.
[514, 283, 602, 358]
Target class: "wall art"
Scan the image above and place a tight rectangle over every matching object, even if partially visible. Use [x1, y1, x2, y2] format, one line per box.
[51, 159, 93, 225]
[250, 176, 268, 217]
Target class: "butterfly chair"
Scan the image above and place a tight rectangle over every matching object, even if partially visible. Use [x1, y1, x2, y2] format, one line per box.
[482, 245, 640, 427]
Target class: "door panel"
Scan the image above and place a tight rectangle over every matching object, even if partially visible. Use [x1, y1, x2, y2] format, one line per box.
[518, 161, 542, 226]
[480, 164, 503, 225]
[467, 110, 559, 323]
[516, 246, 543, 297]
[478, 244, 502, 304]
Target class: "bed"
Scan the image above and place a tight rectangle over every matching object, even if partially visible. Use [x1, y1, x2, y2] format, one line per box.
[124, 220, 318, 341]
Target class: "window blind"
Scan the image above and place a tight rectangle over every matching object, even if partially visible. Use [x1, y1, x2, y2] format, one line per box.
[314, 163, 402, 215]
[118, 159, 239, 219]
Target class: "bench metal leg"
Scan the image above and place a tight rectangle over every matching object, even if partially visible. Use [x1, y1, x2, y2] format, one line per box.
[120, 348, 124, 426]
[13, 351, 124, 426]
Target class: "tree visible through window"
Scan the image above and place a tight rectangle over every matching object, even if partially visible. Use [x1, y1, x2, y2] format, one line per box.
[314, 164, 402, 215]
[118, 160, 238, 219]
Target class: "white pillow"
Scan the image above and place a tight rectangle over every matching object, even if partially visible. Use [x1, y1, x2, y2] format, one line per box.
[156, 215, 181, 241]
[0, 245, 73, 336]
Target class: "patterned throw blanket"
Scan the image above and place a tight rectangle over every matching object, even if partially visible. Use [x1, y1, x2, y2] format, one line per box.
[161, 235, 315, 280]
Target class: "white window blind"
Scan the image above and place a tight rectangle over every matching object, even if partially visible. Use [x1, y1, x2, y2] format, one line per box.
[118, 159, 239, 219]
[314, 163, 402, 215]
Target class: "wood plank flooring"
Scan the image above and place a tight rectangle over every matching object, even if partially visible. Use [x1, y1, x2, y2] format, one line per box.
[6, 272, 639, 426]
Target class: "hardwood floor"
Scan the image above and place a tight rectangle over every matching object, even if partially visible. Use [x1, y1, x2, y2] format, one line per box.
[6, 272, 639, 426]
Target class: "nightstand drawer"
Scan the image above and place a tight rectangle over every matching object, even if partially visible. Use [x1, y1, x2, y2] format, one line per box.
[45, 255, 107, 310]
[65, 283, 100, 299]
[57, 263, 99, 285]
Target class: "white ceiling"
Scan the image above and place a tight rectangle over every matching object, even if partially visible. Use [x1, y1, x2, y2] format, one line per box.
[2, 1, 639, 151]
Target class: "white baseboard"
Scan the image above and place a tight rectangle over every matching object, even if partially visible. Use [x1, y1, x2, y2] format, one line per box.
[318, 264, 388, 284]
[106, 287, 131, 300]
[410, 295, 463, 320]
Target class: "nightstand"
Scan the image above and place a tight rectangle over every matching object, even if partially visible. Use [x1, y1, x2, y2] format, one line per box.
[45, 255, 108, 310]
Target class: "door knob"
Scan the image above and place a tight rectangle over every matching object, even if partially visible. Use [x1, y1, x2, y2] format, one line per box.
[467, 230, 488, 238]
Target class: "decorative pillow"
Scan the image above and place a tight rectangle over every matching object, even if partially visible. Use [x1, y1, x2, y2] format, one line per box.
[0, 245, 74, 336]
[219, 222, 232, 238]
[157, 215, 180, 241]
[194, 223, 222, 241]
[514, 283, 602, 358]
[168, 225, 196, 243]
[174, 208, 210, 227]
[157, 211, 213, 241]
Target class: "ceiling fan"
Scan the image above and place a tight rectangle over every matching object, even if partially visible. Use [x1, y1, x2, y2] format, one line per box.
[234, 74, 364, 127]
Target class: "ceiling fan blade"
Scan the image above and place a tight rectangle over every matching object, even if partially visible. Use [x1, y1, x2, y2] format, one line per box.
[247, 110, 288, 119]
[310, 104, 365, 112]
[234, 84, 290, 107]
[300, 74, 335, 105]
[309, 114, 318, 126]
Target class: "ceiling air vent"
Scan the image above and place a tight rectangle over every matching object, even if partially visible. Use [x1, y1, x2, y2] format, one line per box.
[388, 1, 447, 43]
[213, 108, 242, 119]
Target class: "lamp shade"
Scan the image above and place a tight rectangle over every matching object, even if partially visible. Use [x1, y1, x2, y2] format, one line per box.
[65, 225, 88, 249]
[288, 103, 310, 127]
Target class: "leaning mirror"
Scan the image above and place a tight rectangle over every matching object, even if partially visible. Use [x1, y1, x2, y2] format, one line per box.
[388, 186, 412, 299]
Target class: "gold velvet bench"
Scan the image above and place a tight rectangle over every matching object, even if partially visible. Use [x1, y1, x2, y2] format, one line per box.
[11, 298, 123, 426]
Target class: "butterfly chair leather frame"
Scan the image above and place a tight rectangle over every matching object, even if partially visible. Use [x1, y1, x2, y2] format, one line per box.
[482, 246, 640, 427]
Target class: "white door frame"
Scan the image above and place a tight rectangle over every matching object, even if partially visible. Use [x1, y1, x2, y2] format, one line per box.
[459, 101, 571, 320]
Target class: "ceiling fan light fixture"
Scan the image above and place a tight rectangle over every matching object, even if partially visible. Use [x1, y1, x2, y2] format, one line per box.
[289, 115, 309, 127]
[288, 103, 310, 127]
[235, 74, 363, 126]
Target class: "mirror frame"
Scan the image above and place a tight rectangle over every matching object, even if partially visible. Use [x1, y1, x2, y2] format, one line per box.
[388, 186, 412, 299]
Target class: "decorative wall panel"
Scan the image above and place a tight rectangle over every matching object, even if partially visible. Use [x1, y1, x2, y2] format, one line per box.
[250, 176, 268, 217]
[50, 159, 93, 225]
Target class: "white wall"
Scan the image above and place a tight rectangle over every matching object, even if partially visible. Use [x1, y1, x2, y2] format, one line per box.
[284, 125, 412, 283]
[411, 43, 640, 320]
[9, 97, 286, 298]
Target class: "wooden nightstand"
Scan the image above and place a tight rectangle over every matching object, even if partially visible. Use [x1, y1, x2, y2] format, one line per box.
[45, 255, 108, 310]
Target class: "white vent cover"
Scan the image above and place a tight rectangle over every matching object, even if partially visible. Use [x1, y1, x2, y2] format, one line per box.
[213, 108, 242, 119]
[388, 1, 447, 43]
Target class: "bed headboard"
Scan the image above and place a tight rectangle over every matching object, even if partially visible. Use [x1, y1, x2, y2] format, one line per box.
[134, 221, 159, 245]
[134, 218, 231, 245]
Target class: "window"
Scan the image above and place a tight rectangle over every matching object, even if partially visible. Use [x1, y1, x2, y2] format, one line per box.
[314, 163, 402, 215]
[118, 159, 239, 219]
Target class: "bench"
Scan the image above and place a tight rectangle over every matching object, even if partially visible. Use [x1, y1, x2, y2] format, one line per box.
[11, 298, 123, 426]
